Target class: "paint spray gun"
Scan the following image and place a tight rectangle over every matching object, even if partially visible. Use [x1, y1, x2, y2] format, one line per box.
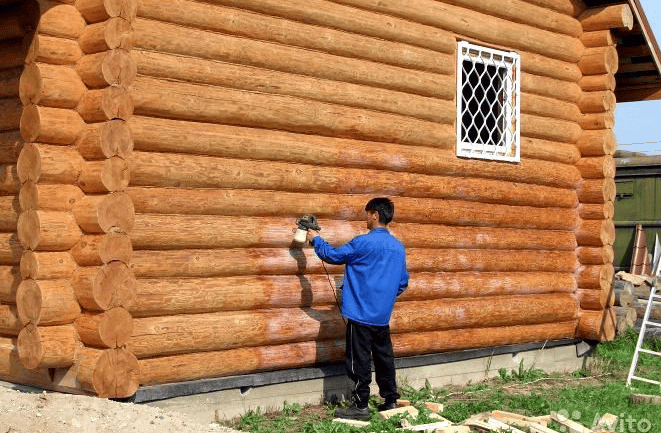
[293, 214, 321, 243]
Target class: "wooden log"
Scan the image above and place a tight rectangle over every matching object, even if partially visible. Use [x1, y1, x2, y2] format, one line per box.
[76, 49, 137, 88]
[0, 233, 22, 265]
[76, 347, 139, 398]
[0, 98, 22, 132]
[578, 202, 614, 220]
[128, 116, 580, 189]
[19, 62, 86, 108]
[0, 266, 21, 303]
[579, 74, 616, 92]
[78, 157, 130, 193]
[19, 181, 84, 211]
[615, 306, 636, 334]
[0, 196, 19, 233]
[579, 4, 634, 31]
[131, 215, 576, 252]
[76, 0, 137, 23]
[77, 86, 133, 122]
[578, 288, 614, 310]
[70, 233, 132, 266]
[0, 337, 54, 386]
[575, 219, 615, 247]
[128, 294, 577, 358]
[36, 1, 86, 39]
[17, 142, 84, 184]
[577, 179, 616, 204]
[0, 165, 24, 194]
[0, 131, 24, 165]
[577, 156, 615, 179]
[581, 30, 615, 48]
[25, 34, 83, 65]
[71, 262, 136, 310]
[17, 323, 78, 368]
[577, 264, 614, 291]
[0, 6, 30, 42]
[577, 307, 616, 341]
[132, 19, 453, 101]
[74, 307, 132, 348]
[522, 94, 580, 123]
[137, 0, 453, 76]
[0, 67, 22, 99]
[138, 321, 577, 385]
[132, 50, 453, 125]
[521, 74, 581, 105]
[521, 114, 582, 145]
[612, 278, 633, 293]
[632, 299, 661, 322]
[614, 289, 635, 308]
[16, 279, 80, 325]
[130, 272, 575, 317]
[577, 246, 614, 265]
[0, 304, 22, 335]
[129, 248, 577, 279]
[78, 17, 133, 54]
[73, 193, 134, 233]
[127, 188, 580, 231]
[0, 38, 29, 70]
[578, 46, 618, 75]
[522, 137, 580, 165]
[20, 251, 76, 279]
[129, 151, 578, 209]
[578, 91, 616, 113]
[579, 112, 615, 130]
[576, 130, 616, 157]
[20, 105, 85, 145]
[76, 119, 133, 160]
[17, 210, 81, 251]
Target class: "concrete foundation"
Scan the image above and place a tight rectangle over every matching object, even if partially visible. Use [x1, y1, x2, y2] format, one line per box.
[140, 339, 592, 423]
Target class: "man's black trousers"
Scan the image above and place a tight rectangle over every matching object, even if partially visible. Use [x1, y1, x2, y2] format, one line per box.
[345, 319, 400, 408]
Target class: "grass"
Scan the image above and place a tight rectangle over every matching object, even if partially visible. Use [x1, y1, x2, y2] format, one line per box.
[219, 329, 661, 432]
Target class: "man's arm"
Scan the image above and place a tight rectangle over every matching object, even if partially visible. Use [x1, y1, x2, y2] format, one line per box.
[307, 232, 356, 265]
[397, 260, 410, 296]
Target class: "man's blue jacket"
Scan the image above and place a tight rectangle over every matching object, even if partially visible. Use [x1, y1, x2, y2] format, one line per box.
[311, 228, 409, 326]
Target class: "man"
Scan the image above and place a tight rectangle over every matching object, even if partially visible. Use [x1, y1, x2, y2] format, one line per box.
[307, 197, 409, 421]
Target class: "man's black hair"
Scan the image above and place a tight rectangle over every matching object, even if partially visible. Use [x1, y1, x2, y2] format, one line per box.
[365, 197, 394, 225]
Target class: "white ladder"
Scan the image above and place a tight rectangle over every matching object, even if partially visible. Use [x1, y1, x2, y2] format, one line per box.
[627, 279, 661, 387]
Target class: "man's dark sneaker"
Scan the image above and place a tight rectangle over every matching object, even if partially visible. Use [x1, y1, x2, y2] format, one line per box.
[334, 403, 370, 421]
[377, 401, 398, 412]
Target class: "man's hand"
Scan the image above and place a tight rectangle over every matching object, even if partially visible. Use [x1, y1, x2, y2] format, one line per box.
[306, 230, 319, 244]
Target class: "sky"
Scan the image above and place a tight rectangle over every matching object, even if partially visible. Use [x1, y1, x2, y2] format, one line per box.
[613, 0, 661, 154]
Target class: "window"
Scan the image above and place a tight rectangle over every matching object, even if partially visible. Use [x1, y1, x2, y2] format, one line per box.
[456, 41, 520, 163]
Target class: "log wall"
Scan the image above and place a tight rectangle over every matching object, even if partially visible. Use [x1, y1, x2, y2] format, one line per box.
[0, 0, 625, 393]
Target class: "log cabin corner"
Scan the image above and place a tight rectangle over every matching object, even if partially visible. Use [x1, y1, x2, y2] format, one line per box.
[0, 0, 660, 415]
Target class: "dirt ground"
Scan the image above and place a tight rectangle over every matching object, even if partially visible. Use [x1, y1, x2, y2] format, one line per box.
[0, 384, 240, 433]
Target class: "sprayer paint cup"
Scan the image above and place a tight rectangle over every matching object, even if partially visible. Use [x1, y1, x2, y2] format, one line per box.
[294, 228, 308, 243]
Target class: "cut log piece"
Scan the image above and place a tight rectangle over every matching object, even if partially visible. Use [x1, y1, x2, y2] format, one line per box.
[74, 307, 132, 348]
[632, 299, 661, 321]
[577, 246, 614, 265]
[132, 19, 453, 101]
[17, 210, 81, 251]
[76, 49, 137, 88]
[129, 151, 578, 209]
[76, 119, 133, 160]
[579, 4, 634, 31]
[127, 187, 580, 231]
[76, 0, 138, 23]
[576, 156, 615, 179]
[36, 1, 86, 39]
[577, 264, 614, 291]
[577, 307, 616, 341]
[0, 337, 53, 385]
[579, 112, 615, 130]
[76, 347, 139, 397]
[576, 130, 616, 157]
[0, 196, 19, 232]
[579, 74, 616, 92]
[20, 251, 76, 280]
[73, 193, 134, 233]
[129, 272, 576, 317]
[128, 116, 579, 188]
[131, 214, 576, 251]
[137, 0, 453, 76]
[71, 262, 136, 310]
[17, 323, 78, 369]
[130, 248, 577, 278]
[79, 157, 130, 193]
[0, 98, 22, 132]
[578, 287, 614, 310]
[78, 17, 133, 54]
[77, 86, 133, 122]
[139, 321, 577, 385]
[0, 233, 22, 265]
[16, 278, 80, 325]
[615, 306, 636, 334]
[578, 91, 616, 113]
[20, 105, 85, 145]
[0, 67, 22, 99]
[128, 294, 576, 358]
[0, 304, 22, 335]
[19, 181, 84, 211]
[70, 233, 132, 266]
[578, 46, 618, 75]
[19, 62, 86, 108]
[577, 179, 616, 204]
[614, 289, 635, 308]
[581, 30, 615, 48]
[0, 266, 21, 303]
[17, 142, 84, 184]
[26, 34, 83, 65]
[578, 202, 614, 220]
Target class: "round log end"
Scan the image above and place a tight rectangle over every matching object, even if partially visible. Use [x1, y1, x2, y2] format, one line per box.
[18, 63, 42, 106]
[100, 307, 133, 347]
[95, 261, 137, 309]
[98, 192, 135, 232]
[102, 86, 134, 121]
[17, 323, 42, 369]
[101, 119, 133, 158]
[95, 348, 140, 398]
[19, 105, 41, 144]
[100, 231, 133, 264]
[16, 279, 41, 326]
[19, 251, 38, 280]
[101, 157, 130, 191]
[106, 18, 134, 50]
[108, 0, 138, 21]
[17, 209, 40, 250]
[18, 180, 38, 211]
[102, 49, 137, 86]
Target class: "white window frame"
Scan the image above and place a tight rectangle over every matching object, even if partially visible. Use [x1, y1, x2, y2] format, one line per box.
[456, 41, 521, 163]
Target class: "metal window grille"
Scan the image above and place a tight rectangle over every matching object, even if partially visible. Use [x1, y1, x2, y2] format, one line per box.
[456, 41, 521, 163]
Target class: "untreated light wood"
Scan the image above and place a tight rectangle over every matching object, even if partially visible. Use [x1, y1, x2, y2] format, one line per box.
[521, 73, 581, 105]
[19, 181, 84, 211]
[76, 0, 137, 23]
[36, 1, 86, 39]
[0, 336, 55, 387]
[76, 119, 133, 160]
[78, 17, 133, 54]
[577, 246, 614, 265]
[581, 30, 615, 48]
[0, 196, 19, 233]
[0, 266, 21, 303]
[579, 74, 616, 92]
[76, 347, 139, 398]
[16, 278, 80, 325]
[20, 251, 76, 279]
[0, 67, 22, 99]
[576, 130, 617, 157]
[73, 193, 135, 233]
[579, 4, 634, 31]
[70, 233, 132, 266]
[17, 210, 81, 251]
[17, 323, 79, 369]
[76, 49, 137, 88]
[20, 105, 85, 145]
[74, 307, 132, 348]
[578, 46, 618, 75]
[577, 179, 616, 204]
[575, 219, 615, 247]
[128, 151, 578, 209]
[577, 307, 616, 341]
[0, 233, 22, 266]
[19, 62, 86, 108]
[17, 142, 84, 184]
[0, 98, 22, 132]
[522, 94, 580, 123]
[77, 86, 133, 122]
[578, 91, 616, 113]
[0, 304, 22, 335]
[521, 114, 582, 145]
[578, 202, 614, 220]
[79, 157, 130, 193]
[579, 112, 615, 130]
[71, 262, 136, 311]
[26, 34, 82, 65]
[0, 131, 24, 165]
